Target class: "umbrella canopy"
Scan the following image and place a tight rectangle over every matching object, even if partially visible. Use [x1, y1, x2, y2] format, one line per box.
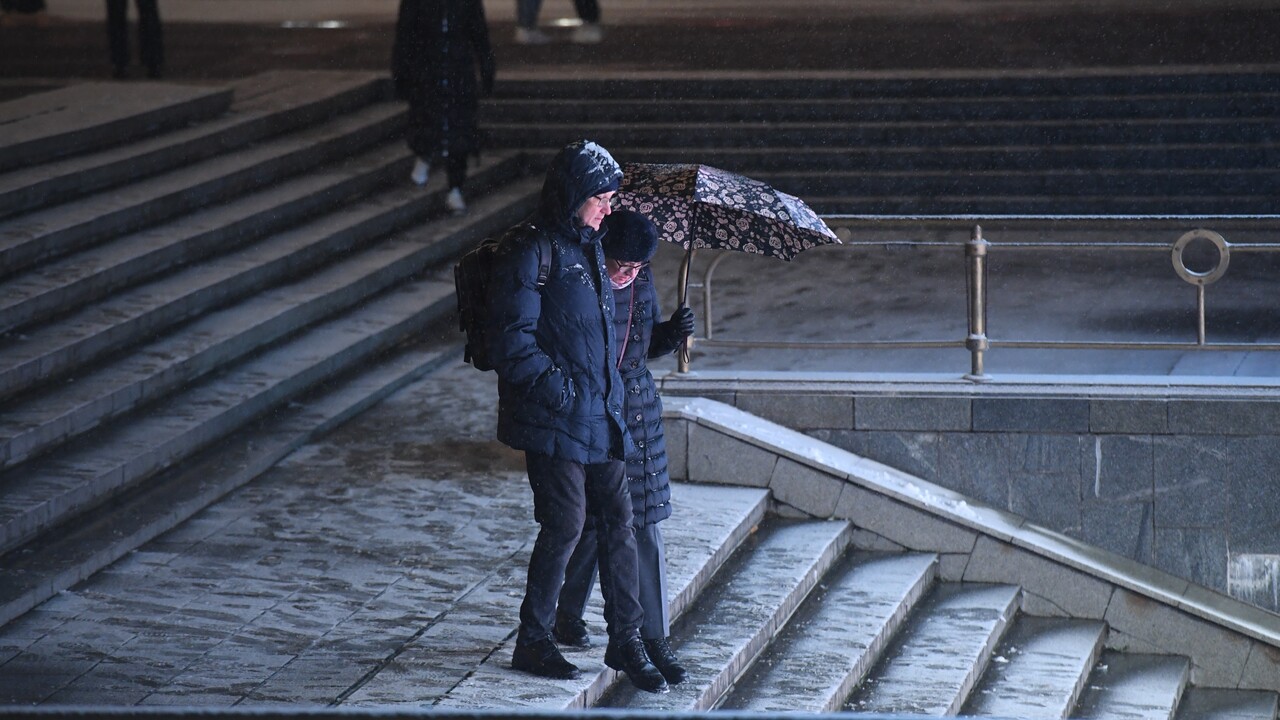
[614, 162, 840, 261]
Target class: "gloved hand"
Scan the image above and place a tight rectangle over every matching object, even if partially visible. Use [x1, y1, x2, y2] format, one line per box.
[670, 306, 695, 338]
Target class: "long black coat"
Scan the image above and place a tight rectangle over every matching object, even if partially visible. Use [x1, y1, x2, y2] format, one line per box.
[486, 141, 632, 464]
[391, 0, 495, 161]
[613, 268, 684, 526]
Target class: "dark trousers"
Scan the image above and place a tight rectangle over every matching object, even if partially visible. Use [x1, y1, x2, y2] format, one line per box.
[560, 520, 670, 640]
[517, 452, 642, 647]
[516, 0, 599, 28]
[106, 0, 163, 71]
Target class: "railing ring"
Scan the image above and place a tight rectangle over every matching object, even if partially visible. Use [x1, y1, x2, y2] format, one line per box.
[1171, 229, 1230, 286]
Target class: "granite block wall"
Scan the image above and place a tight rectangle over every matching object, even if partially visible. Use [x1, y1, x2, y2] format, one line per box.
[681, 390, 1280, 612]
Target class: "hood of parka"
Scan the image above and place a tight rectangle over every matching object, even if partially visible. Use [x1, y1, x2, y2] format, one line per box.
[536, 140, 622, 243]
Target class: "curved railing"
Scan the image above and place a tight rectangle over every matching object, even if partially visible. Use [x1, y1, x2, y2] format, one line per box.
[677, 216, 1280, 380]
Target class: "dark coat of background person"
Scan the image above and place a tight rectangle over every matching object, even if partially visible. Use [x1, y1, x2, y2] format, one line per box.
[485, 145, 631, 466]
[613, 266, 684, 526]
[391, 0, 496, 165]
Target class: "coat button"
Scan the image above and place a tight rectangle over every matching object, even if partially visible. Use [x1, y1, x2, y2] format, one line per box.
[634, 413, 643, 422]
[632, 333, 641, 341]
[630, 359, 640, 369]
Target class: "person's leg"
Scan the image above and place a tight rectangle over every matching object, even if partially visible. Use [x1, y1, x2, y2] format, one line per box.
[635, 523, 669, 641]
[517, 453, 587, 648]
[516, 0, 540, 29]
[105, 0, 128, 75]
[637, 523, 687, 684]
[134, 0, 162, 76]
[515, 0, 550, 43]
[444, 152, 468, 213]
[573, 0, 600, 24]
[570, 0, 602, 43]
[554, 518, 598, 647]
[587, 460, 667, 692]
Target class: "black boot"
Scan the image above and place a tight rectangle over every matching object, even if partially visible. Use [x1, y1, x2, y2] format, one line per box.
[644, 637, 688, 685]
[553, 614, 591, 649]
[511, 637, 581, 680]
[604, 634, 669, 694]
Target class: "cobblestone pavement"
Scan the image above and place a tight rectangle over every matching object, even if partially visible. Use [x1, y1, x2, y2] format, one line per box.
[0, 361, 528, 705]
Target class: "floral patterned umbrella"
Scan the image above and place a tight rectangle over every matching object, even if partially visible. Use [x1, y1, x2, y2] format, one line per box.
[615, 162, 840, 261]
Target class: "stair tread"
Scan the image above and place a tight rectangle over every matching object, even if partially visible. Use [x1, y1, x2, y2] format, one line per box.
[600, 518, 854, 711]
[0, 171, 540, 468]
[0, 141, 411, 333]
[1177, 687, 1280, 720]
[349, 482, 771, 708]
[964, 616, 1106, 720]
[0, 276, 457, 554]
[846, 582, 1021, 715]
[0, 82, 233, 172]
[0, 72, 381, 219]
[721, 551, 938, 712]
[0, 152, 523, 403]
[0, 100, 404, 274]
[1074, 651, 1191, 720]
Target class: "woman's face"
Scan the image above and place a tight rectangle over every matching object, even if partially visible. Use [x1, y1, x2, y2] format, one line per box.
[576, 191, 615, 231]
[606, 258, 647, 287]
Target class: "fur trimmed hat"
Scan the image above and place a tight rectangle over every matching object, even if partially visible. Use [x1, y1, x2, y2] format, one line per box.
[602, 210, 659, 262]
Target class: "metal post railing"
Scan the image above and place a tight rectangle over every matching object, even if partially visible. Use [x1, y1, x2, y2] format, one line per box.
[964, 224, 990, 382]
[678, 216, 1280, 381]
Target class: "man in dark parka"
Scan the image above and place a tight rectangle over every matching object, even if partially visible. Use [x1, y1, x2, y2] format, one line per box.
[391, 0, 495, 214]
[486, 140, 668, 694]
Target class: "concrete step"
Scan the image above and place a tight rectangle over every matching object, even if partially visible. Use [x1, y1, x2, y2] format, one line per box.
[484, 93, 1280, 125]
[0, 152, 526, 407]
[1176, 688, 1280, 720]
[353, 482, 771, 708]
[1074, 651, 1191, 720]
[719, 551, 938, 712]
[766, 168, 1279, 200]
[490, 71, 1280, 101]
[0, 82, 233, 175]
[962, 616, 1106, 719]
[0, 170, 539, 473]
[844, 582, 1021, 715]
[0, 72, 384, 221]
[487, 117, 1279, 151]
[804, 193, 1276, 216]
[598, 518, 854, 711]
[0, 141, 409, 335]
[0, 96, 404, 280]
[0, 339, 460, 628]
[0, 272, 458, 557]
[593, 144, 1278, 174]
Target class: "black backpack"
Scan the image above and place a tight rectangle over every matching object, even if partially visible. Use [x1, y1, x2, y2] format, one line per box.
[454, 227, 552, 371]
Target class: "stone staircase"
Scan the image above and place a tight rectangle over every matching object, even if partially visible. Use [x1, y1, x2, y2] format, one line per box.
[0, 71, 543, 623]
[387, 398, 1280, 719]
[484, 70, 1280, 215]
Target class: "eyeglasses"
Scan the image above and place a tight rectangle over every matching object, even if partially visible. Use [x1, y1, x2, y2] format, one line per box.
[610, 260, 648, 271]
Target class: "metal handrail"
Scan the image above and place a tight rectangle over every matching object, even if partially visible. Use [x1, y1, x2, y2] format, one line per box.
[680, 216, 1280, 381]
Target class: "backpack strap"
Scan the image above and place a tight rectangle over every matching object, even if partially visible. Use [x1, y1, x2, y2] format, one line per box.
[535, 234, 552, 288]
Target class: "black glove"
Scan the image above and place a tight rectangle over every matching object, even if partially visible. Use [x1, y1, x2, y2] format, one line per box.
[670, 306, 695, 338]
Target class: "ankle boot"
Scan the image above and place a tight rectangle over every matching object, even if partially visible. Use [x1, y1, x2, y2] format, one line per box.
[604, 634, 668, 693]
[644, 637, 688, 684]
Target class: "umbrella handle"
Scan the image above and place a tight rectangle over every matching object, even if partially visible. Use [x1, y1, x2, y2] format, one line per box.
[677, 247, 693, 373]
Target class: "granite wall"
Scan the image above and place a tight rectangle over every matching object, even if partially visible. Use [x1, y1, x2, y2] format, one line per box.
[669, 389, 1280, 612]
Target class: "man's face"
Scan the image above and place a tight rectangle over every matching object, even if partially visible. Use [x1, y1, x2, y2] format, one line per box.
[576, 191, 615, 231]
